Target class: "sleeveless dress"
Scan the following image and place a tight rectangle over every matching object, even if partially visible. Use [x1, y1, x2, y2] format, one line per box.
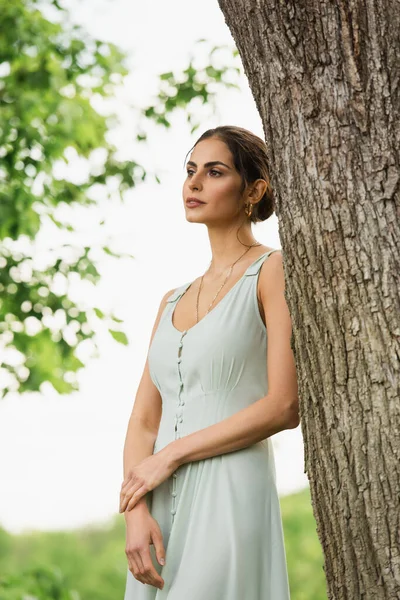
[124, 250, 291, 600]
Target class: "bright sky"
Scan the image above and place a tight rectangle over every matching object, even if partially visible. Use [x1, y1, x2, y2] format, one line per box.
[0, 0, 308, 534]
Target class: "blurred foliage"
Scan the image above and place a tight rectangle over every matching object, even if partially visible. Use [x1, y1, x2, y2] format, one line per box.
[0, 0, 241, 399]
[281, 487, 328, 600]
[0, 566, 79, 600]
[0, 487, 327, 599]
[142, 40, 241, 134]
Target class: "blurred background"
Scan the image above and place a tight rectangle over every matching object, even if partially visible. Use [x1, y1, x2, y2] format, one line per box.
[0, 0, 327, 597]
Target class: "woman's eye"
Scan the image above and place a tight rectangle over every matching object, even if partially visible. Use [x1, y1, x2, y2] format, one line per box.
[186, 169, 221, 177]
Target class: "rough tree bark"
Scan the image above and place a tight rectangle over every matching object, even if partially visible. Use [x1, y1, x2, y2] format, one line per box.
[217, 1, 400, 598]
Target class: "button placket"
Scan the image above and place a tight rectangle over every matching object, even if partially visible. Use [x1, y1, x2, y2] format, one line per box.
[171, 329, 187, 522]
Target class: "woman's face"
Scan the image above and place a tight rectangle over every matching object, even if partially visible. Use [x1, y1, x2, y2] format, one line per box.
[182, 137, 245, 225]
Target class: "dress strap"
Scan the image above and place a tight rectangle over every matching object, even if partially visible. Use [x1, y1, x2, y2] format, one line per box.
[244, 249, 280, 276]
[166, 282, 192, 303]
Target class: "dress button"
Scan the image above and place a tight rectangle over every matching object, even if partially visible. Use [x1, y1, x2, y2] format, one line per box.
[171, 508, 176, 515]
[177, 357, 181, 363]
[172, 473, 177, 479]
[171, 491, 177, 497]
[179, 341, 183, 348]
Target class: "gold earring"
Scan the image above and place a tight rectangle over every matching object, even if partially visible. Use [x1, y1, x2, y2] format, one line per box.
[244, 202, 253, 217]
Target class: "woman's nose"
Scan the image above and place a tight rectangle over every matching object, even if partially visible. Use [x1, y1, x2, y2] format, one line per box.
[189, 175, 202, 190]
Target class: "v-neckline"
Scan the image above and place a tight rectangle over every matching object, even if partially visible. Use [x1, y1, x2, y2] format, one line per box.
[170, 251, 270, 335]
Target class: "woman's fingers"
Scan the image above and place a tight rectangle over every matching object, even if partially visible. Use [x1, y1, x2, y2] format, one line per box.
[139, 546, 164, 590]
[151, 526, 166, 567]
[125, 546, 145, 586]
[132, 550, 147, 585]
[120, 480, 143, 512]
[121, 475, 131, 490]
[126, 484, 148, 512]
[120, 478, 137, 499]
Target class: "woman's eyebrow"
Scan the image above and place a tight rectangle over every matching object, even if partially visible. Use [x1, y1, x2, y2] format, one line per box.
[186, 160, 232, 169]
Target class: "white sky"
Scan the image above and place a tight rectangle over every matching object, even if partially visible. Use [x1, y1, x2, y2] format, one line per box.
[0, 0, 308, 534]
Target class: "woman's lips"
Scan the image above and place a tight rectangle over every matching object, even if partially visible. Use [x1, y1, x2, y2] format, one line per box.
[186, 200, 205, 207]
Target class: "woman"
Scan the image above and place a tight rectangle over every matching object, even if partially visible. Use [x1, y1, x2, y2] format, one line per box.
[120, 125, 299, 599]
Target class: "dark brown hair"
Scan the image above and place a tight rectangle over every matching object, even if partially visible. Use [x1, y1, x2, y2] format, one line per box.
[184, 125, 275, 223]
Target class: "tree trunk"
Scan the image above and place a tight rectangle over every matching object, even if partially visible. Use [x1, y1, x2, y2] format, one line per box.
[217, 1, 400, 598]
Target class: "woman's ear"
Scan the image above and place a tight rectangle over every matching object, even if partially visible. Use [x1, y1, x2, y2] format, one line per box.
[248, 179, 268, 204]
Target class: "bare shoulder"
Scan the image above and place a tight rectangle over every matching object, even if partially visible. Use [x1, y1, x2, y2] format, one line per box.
[151, 287, 177, 325]
[266, 249, 284, 272]
[265, 248, 283, 264]
[160, 286, 177, 304]
[258, 249, 284, 299]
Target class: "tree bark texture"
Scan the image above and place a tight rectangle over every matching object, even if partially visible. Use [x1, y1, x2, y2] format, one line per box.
[217, 1, 400, 598]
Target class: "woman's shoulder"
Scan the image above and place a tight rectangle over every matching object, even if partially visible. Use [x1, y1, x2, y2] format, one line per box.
[161, 281, 192, 304]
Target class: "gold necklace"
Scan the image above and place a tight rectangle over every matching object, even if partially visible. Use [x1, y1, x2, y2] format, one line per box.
[195, 241, 262, 323]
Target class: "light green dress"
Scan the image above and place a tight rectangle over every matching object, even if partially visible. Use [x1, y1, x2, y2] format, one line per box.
[124, 250, 291, 599]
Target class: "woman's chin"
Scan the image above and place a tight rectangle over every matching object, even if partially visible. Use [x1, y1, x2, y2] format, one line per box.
[185, 212, 207, 224]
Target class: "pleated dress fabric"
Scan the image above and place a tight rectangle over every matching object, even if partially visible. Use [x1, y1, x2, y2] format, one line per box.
[124, 250, 291, 600]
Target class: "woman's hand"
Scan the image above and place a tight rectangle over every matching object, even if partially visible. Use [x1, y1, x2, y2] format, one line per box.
[125, 503, 166, 590]
[119, 446, 179, 513]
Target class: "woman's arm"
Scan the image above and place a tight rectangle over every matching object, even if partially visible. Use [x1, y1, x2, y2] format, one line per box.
[122, 286, 175, 515]
[165, 251, 299, 468]
[122, 288, 178, 590]
[122, 413, 159, 514]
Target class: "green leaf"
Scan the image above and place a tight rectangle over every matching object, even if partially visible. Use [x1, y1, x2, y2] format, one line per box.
[111, 315, 123, 323]
[109, 330, 128, 345]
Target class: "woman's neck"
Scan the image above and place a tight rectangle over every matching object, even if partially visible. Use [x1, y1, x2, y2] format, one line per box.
[206, 225, 261, 273]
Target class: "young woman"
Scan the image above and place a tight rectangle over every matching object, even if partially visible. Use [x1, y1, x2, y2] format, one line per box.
[120, 125, 299, 599]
